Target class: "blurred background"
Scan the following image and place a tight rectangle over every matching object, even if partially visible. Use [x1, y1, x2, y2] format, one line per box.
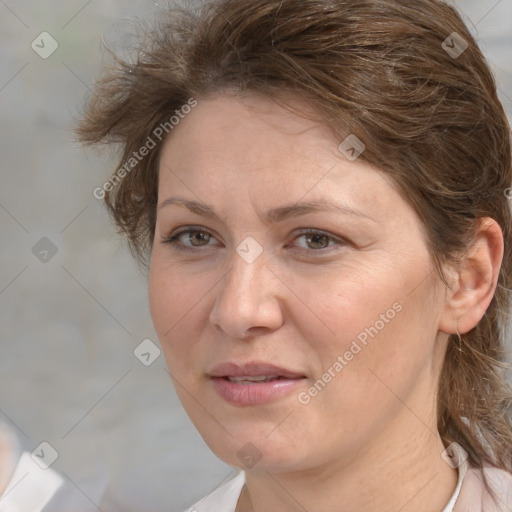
[0, 1, 511, 511]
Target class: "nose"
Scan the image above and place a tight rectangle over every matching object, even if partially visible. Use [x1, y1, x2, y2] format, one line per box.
[209, 248, 284, 339]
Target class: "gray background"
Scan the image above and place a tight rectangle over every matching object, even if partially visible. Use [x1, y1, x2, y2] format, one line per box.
[0, 1, 511, 511]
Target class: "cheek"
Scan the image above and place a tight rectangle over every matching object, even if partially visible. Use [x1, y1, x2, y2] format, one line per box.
[291, 257, 405, 346]
[149, 255, 200, 328]
[148, 262, 201, 360]
[148, 264, 174, 339]
[304, 264, 437, 419]
[148, 257, 225, 397]
[294, 257, 426, 383]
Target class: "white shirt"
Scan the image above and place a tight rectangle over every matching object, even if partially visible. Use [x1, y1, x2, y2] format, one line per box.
[0, 421, 107, 512]
[183, 459, 512, 512]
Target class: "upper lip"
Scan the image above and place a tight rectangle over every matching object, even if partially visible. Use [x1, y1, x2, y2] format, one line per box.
[209, 362, 306, 379]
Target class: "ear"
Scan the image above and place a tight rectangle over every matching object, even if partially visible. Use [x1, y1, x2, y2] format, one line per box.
[438, 217, 504, 335]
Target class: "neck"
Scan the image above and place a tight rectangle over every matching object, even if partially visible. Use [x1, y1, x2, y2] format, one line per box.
[236, 416, 458, 512]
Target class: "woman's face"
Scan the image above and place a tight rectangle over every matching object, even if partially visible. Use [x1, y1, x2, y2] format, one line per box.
[148, 92, 448, 473]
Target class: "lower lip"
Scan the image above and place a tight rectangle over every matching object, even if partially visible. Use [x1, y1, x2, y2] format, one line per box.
[211, 377, 306, 405]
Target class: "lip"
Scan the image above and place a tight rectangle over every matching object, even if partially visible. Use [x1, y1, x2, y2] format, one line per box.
[209, 361, 306, 379]
[208, 361, 307, 406]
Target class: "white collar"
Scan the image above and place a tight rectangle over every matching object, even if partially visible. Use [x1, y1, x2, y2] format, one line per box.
[188, 470, 245, 511]
[441, 457, 469, 512]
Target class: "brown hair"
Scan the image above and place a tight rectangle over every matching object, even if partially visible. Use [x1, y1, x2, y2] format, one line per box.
[77, 0, 512, 496]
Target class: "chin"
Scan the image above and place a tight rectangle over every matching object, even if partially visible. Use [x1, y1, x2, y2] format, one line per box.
[199, 426, 314, 473]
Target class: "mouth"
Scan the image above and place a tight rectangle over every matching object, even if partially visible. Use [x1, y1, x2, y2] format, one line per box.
[208, 361, 307, 405]
[224, 375, 291, 384]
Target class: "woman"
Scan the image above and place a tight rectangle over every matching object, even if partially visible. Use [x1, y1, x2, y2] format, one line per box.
[77, 0, 512, 510]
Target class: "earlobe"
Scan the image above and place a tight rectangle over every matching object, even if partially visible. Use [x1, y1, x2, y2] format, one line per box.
[438, 217, 504, 336]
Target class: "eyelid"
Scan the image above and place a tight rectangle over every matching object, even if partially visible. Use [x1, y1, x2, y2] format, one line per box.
[161, 225, 348, 253]
[160, 225, 221, 250]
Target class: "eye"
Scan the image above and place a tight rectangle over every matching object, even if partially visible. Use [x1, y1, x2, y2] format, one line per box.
[291, 228, 346, 253]
[161, 226, 347, 254]
[161, 227, 217, 251]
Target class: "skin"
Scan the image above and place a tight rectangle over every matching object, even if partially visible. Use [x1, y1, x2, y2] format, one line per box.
[148, 91, 503, 512]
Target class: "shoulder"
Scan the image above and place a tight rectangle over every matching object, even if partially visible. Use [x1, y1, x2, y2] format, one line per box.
[455, 465, 512, 512]
[182, 471, 245, 512]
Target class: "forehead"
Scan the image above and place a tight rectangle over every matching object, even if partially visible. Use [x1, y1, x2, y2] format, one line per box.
[157, 92, 400, 220]
[160, 92, 339, 168]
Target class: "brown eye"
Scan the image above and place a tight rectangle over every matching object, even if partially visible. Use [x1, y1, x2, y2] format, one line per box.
[292, 229, 346, 252]
[162, 228, 216, 251]
[162, 227, 346, 255]
[185, 230, 212, 247]
[303, 232, 330, 250]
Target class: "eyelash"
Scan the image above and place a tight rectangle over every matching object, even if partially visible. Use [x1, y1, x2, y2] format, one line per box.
[160, 226, 347, 254]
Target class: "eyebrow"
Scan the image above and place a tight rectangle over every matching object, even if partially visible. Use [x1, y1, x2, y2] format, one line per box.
[157, 196, 375, 224]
